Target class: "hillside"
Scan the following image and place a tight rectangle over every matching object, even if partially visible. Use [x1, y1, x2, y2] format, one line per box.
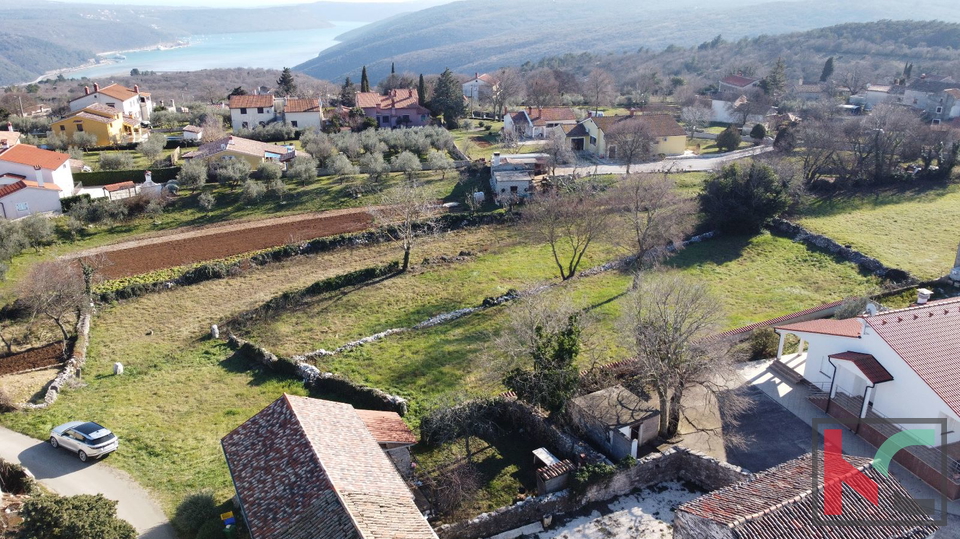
[0, 0, 446, 86]
[294, 0, 960, 82]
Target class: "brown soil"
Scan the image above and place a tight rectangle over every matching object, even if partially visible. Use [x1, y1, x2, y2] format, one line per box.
[0, 343, 65, 377]
[471, 136, 493, 148]
[69, 209, 374, 279]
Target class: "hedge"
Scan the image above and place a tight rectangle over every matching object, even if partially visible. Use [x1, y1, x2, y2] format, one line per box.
[74, 167, 181, 187]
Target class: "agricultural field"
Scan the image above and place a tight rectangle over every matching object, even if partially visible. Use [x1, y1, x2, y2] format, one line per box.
[795, 183, 960, 280]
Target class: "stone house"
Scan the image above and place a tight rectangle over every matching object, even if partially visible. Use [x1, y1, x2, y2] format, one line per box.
[567, 385, 660, 462]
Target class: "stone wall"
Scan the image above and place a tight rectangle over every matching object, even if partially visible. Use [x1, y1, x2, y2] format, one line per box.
[22, 311, 92, 410]
[434, 447, 749, 539]
[768, 218, 916, 284]
[674, 510, 735, 539]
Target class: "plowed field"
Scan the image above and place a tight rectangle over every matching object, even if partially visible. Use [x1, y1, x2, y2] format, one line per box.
[71, 209, 374, 279]
[0, 343, 65, 376]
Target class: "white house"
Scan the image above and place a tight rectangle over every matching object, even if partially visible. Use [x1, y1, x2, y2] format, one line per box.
[463, 73, 498, 101]
[228, 94, 277, 130]
[282, 98, 323, 130]
[718, 74, 760, 94]
[503, 107, 578, 139]
[0, 144, 74, 196]
[182, 125, 203, 141]
[489, 152, 547, 203]
[0, 177, 62, 219]
[861, 84, 905, 109]
[774, 296, 960, 445]
[69, 83, 152, 123]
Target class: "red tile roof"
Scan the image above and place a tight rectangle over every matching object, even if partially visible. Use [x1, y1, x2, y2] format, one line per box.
[228, 95, 275, 109]
[477, 73, 498, 85]
[536, 459, 574, 481]
[356, 89, 428, 114]
[866, 297, 960, 416]
[284, 98, 322, 113]
[775, 318, 864, 338]
[186, 136, 300, 161]
[678, 454, 936, 538]
[523, 107, 578, 126]
[590, 114, 686, 138]
[0, 181, 26, 198]
[103, 181, 136, 193]
[721, 74, 760, 88]
[828, 351, 893, 384]
[355, 409, 417, 446]
[0, 144, 70, 170]
[70, 83, 148, 103]
[714, 300, 844, 340]
[221, 395, 436, 539]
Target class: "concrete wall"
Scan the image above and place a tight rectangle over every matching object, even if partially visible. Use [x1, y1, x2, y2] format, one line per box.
[0, 188, 61, 218]
[284, 112, 323, 130]
[0, 161, 74, 197]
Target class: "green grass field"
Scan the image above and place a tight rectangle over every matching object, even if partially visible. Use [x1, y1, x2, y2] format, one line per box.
[796, 184, 960, 280]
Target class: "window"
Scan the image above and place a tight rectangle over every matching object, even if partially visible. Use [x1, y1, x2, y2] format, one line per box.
[291, 121, 298, 128]
[936, 106, 944, 114]
[257, 107, 264, 114]
[106, 102, 115, 108]
[589, 136, 597, 145]
[241, 122, 249, 129]
[510, 185, 518, 192]
[933, 119, 942, 125]
[76, 124, 84, 132]
[240, 108, 247, 114]
[15, 202, 28, 212]
[59, 125, 65, 131]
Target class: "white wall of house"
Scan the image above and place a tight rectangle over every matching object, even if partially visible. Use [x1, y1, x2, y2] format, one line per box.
[0, 189, 61, 219]
[70, 93, 151, 122]
[230, 106, 276, 129]
[784, 327, 960, 445]
[0, 162, 74, 196]
[183, 130, 202, 141]
[463, 79, 490, 100]
[284, 112, 322, 130]
[503, 112, 532, 138]
[711, 100, 737, 124]
[864, 90, 898, 109]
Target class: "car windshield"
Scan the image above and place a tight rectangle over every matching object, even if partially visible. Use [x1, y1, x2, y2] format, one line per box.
[88, 433, 116, 445]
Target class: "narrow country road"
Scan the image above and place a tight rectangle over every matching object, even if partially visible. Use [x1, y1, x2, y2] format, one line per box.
[555, 145, 775, 175]
[0, 425, 176, 539]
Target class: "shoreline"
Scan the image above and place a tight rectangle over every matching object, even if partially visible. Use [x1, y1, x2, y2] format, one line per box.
[28, 40, 190, 84]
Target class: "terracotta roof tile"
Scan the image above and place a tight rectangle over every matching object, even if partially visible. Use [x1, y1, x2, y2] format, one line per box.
[221, 395, 436, 539]
[285, 98, 322, 113]
[679, 454, 937, 538]
[866, 297, 960, 416]
[70, 83, 146, 103]
[775, 318, 863, 338]
[355, 89, 428, 114]
[228, 95, 275, 109]
[714, 300, 844, 340]
[355, 409, 417, 445]
[721, 75, 760, 88]
[828, 351, 893, 384]
[537, 459, 574, 481]
[0, 181, 26, 198]
[591, 114, 686, 138]
[103, 181, 136, 192]
[0, 144, 70, 170]
[187, 136, 302, 161]
[523, 107, 578, 126]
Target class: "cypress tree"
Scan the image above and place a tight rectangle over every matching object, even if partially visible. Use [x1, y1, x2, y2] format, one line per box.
[819, 57, 834, 82]
[391, 62, 396, 74]
[360, 66, 370, 93]
[417, 74, 427, 105]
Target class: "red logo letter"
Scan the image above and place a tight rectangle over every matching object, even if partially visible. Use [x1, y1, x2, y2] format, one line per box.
[823, 429, 879, 515]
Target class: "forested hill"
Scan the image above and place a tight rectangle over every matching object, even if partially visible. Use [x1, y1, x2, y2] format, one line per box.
[0, 0, 444, 86]
[293, 0, 960, 82]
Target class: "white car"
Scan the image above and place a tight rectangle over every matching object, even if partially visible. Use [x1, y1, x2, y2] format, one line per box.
[49, 421, 119, 462]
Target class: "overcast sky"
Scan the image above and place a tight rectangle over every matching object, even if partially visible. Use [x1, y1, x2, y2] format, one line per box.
[50, 0, 431, 7]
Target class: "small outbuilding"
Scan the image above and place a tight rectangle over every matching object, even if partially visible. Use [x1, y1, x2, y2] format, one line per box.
[567, 385, 660, 462]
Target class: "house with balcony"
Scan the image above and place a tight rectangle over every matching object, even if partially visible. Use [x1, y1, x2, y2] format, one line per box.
[69, 83, 152, 123]
[772, 293, 960, 499]
[356, 89, 431, 128]
[52, 103, 145, 147]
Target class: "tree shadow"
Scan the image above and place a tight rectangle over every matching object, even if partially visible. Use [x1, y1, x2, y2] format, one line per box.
[718, 385, 811, 473]
[665, 234, 754, 270]
[218, 350, 288, 387]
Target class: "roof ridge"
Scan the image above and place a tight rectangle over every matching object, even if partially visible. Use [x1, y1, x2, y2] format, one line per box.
[865, 296, 960, 319]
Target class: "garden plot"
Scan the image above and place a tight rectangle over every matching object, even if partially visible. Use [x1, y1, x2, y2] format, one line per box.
[796, 184, 960, 280]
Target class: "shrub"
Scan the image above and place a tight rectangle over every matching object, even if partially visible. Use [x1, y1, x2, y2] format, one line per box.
[750, 123, 767, 140]
[71, 131, 98, 151]
[834, 296, 871, 319]
[59, 193, 92, 213]
[286, 155, 319, 186]
[137, 135, 166, 163]
[748, 326, 780, 361]
[241, 179, 266, 203]
[0, 458, 36, 493]
[699, 162, 789, 234]
[268, 178, 288, 199]
[257, 161, 283, 182]
[177, 159, 208, 190]
[212, 158, 251, 186]
[193, 519, 226, 539]
[99, 152, 135, 171]
[198, 191, 216, 211]
[180, 262, 232, 285]
[19, 494, 137, 539]
[715, 126, 742, 152]
[172, 490, 219, 537]
[0, 387, 15, 412]
[19, 213, 56, 251]
[571, 463, 617, 493]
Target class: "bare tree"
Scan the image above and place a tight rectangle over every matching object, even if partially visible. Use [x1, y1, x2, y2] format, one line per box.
[621, 271, 749, 440]
[199, 115, 226, 143]
[611, 173, 696, 264]
[796, 118, 839, 184]
[421, 460, 481, 517]
[18, 261, 87, 350]
[585, 68, 617, 114]
[606, 117, 653, 174]
[370, 180, 437, 271]
[492, 67, 524, 117]
[840, 61, 870, 96]
[680, 103, 711, 139]
[543, 129, 575, 175]
[525, 68, 560, 108]
[521, 187, 609, 280]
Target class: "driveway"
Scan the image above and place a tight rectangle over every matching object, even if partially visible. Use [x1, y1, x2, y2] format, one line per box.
[556, 145, 774, 176]
[0, 425, 176, 539]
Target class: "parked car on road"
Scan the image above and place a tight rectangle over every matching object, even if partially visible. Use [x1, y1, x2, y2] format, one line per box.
[49, 421, 118, 462]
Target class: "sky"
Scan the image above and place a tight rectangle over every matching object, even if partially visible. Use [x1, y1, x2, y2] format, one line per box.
[49, 0, 428, 6]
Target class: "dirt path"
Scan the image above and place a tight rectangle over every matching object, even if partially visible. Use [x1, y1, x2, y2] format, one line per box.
[66, 208, 375, 280]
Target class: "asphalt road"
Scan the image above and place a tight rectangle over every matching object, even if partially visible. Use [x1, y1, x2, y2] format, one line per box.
[0, 425, 176, 539]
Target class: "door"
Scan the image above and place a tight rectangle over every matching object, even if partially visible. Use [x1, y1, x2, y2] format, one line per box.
[59, 430, 79, 450]
[571, 138, 584, 151]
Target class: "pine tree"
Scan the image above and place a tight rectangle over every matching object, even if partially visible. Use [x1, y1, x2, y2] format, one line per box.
[819, 57, 834, 82]
[417, 74, 427, 105]
[760, 57, 786, 97]
[277, 67, 297, 97]
[431, 68, 467, 128]
[360, 66, 370, 93]
[339, 76, 357, 107]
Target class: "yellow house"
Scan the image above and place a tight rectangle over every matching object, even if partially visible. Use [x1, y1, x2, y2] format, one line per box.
[181, 136, 306, 170]
[52, 103, 144, 147]
[566, 113, 687, 159]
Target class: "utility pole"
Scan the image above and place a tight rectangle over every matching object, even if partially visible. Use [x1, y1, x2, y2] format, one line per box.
[17, 95, 24, 118]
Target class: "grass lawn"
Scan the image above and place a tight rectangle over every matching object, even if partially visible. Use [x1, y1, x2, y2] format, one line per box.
[794, 183, 960, 280]
[81, 147, 179, 171]
[451, 127, 539, 161]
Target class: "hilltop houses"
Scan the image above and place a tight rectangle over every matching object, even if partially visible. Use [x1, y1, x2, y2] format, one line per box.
[229, 94, 277, 130]
[69, 83, 152, 123]
[356, 89, 431, 128]
[52, 103, 146, 147]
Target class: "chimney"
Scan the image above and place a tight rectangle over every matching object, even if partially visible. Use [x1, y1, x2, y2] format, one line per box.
[1, 140, 8, 152]
[916, 288, 933, 305]
[492, 152, 501, 167]
[134, 84, 139, 93]
[475, 72, 480, 80]
[587, 111, 593, 118]
[6, 121, 12, 132]
[93, 83, 99, 92]
[34, 165, 44, 188]
[84, 85, 90, 95]
[144, 170, 153, 184]
[629, 108, 636, 117]
[254, 89, 259, 95]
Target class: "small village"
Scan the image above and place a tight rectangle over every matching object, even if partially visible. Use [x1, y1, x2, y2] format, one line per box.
[0, 47, 959, 539]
